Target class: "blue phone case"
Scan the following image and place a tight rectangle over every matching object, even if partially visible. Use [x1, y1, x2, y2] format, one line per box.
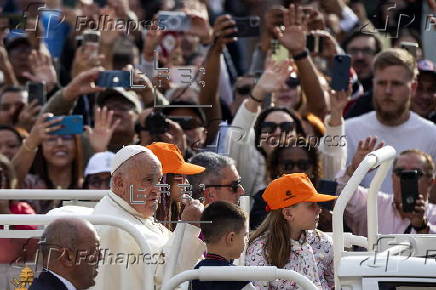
[331, 54, 351, 91]
[48, 115, 84, 135]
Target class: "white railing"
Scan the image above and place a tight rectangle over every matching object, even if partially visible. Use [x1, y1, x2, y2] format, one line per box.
[161, 266, 318, 290]
[332, 145, 396, 288]
[0, 189, 108, 200]
[0, 214, 154, 290]
[0, 191, 253, 286]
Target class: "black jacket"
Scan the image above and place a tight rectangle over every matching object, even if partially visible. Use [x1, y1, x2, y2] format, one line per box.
[29, 270, 68, 290]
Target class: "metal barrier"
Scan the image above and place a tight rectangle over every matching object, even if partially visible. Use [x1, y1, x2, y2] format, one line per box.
[161, 266, 318, 290]
[0, 189, 108, 200]
[0, 214, 154, 290]
[332, 145, 396, 289]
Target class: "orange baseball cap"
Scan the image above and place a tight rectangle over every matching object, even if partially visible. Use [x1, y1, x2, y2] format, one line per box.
[262, 173, 337, 211]
[146, 142, 205, 175]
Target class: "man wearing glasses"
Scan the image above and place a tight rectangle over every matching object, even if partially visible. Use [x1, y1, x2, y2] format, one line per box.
[343, 30, 382, 93]
[337, 137, 436, 236]
[187, 151, 245, 205]
[41, 69, 142, 155]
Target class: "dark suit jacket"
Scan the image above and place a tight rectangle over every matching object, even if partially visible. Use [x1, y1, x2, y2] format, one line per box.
[29, 270, 68, 290]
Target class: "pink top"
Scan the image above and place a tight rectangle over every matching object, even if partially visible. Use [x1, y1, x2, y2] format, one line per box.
[337, 171, 436, 236]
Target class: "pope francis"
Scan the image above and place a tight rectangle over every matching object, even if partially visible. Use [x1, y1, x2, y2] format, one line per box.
[91, 145, 205, 289]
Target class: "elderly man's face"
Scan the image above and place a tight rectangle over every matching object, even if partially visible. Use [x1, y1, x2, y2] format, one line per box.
[119, 153, 163, 218]
[392, 152, 434, 216]
[72, 225, 100, 289]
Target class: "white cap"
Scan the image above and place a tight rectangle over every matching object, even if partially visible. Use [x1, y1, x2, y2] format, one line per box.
[84, 151, 116, 177]
[111, 145, 152, 174]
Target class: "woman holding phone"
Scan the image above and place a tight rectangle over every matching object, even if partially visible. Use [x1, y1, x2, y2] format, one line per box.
[11, 113, 84, 213]
[246, 173, 337, 289]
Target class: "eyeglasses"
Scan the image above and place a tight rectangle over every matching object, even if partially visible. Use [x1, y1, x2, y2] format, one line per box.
[204, 179, 242, 193]
[393, 168, 431, 178]
[88, 175, 111, 188]
[261, 122, 295, 134]
[280, 159, 311, 171]
[347, 47, 376, 56]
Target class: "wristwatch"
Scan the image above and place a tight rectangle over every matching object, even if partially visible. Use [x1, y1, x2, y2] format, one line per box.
[412, 218, 429, 232]
[292, 49, 309, 61]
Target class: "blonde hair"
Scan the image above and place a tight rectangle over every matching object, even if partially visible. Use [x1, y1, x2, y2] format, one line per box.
[249, 209, 291, 268]
[373, 48, 418, 80]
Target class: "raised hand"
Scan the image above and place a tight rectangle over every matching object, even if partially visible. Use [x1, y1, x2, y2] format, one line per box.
[25, 113, 63, 150]
[22, 49, 58, 92]
[17, 100, 42, 131]
[159, 119, 187, 156]
[187, 11, 212, 44]
[212, 14, 238, 50]
[86, 106, 121, 153]
[0, 45, 18, 86]
[329, 85, 351, 127]
[410, 194, 428, 230]
[181, 198, 204, 228]
[252, 59, 292, 99]
[143, 26, 162, 61]
[273, 4, 308, 55]
[347, 137, 385, 176]
[63, 68, 105, 102]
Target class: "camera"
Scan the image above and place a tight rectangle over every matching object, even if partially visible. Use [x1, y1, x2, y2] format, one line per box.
[157, 11, 192, 32]
[145, 111, 170, 135]
[228, 16, 261, 38]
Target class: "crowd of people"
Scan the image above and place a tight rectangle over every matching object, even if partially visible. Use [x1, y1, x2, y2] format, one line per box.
[0, 0, 435, 289]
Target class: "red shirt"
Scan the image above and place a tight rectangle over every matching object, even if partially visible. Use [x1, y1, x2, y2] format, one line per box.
[0, 201, 37, 230]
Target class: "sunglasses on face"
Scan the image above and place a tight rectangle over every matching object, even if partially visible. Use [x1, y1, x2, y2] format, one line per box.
[204, 179, 242, 193]
[393, 168, 426, 178]
[260, 122, 295, 134]
[280, 159, 311, 171]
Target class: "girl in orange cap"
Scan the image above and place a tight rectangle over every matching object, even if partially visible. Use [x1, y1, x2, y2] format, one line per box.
[245, 173, 337, 289]
[146, 142, 205, 231]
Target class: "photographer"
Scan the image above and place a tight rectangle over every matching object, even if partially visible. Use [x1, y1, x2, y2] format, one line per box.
[338, 137, 436, 236]
[137, 109, 188, 157]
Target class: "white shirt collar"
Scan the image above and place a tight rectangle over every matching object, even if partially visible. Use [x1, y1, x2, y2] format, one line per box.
[47, 269, 77, 290]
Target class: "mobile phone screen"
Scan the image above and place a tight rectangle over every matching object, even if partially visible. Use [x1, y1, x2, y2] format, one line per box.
[26, 82, 46, 106]
[400, 170, 419, 213]
[330, 54, 351, 91]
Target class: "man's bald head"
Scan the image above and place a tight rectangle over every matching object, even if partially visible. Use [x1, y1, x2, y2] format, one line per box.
[39, 218, 100, 290]
[40, 218, 96, 258]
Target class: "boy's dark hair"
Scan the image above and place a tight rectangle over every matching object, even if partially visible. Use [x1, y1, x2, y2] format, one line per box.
[201, 201, 247, 244]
